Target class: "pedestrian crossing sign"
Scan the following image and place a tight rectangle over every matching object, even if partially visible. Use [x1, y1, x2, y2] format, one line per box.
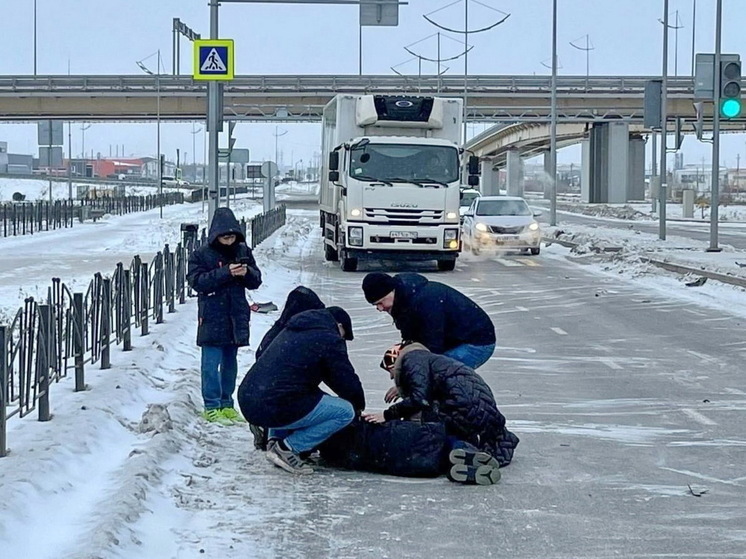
[193, 39, 234, 81]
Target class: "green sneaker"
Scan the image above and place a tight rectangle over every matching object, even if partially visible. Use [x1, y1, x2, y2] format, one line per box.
[202, 409, 233, 426]
[221, 408, 246, 423]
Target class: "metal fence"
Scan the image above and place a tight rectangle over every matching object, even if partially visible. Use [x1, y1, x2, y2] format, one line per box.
[1, 193, 185, 238]
[0, 204, 285, 457]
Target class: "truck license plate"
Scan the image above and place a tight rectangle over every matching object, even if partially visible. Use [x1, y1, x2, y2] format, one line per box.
[391, 231, 418, 239]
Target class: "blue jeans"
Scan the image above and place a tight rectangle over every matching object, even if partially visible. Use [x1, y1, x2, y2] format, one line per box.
[443, 343, 495, 369]
[201, 345, 239, 410]
[268, 394, 355, 453]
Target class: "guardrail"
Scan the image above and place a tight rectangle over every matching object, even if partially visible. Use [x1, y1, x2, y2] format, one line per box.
[0, 204, 286, 457]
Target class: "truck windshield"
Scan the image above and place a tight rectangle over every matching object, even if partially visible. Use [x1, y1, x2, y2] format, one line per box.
[349, 144, 459, 184]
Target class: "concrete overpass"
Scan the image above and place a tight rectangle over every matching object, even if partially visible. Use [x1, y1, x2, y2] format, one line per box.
[0, 73, 729, 123]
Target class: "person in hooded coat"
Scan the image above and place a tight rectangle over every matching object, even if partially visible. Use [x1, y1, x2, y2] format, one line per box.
[238, 307, 365, 475]
[248, 286, 325, 450]
[187, 207, 262, 425]
[361, 272, 496, 369]
[363, 342, 519, 468]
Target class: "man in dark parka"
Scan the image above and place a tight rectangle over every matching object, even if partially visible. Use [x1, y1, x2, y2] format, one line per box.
[187, 207, 262, 425]
[238, 307, 365, 475]
[361, 272, 496, 369]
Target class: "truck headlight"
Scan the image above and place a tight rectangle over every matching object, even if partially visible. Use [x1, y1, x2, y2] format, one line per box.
[348, 226, 363, 247]
[350, 208, 361, 217]
[446, 211, 458, 221]
[443, 228, 459, 249]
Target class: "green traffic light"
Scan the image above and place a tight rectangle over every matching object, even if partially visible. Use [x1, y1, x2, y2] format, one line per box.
[721, 98, 742, 118]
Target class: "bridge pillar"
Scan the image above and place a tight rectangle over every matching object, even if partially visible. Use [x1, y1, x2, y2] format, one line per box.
[585, 122, 630, 203]
[480, 160, 500, 196]
[581, 139, 591, 202]
[506, 149, 524, 197]
[628, 135, 646, 201]
[542, 150, 552, 200]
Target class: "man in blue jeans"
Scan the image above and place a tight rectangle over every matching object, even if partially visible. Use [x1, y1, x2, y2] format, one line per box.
[238, 306, 365, 474]
[187, 207, 262, 425]
[362, 272, 496, 370]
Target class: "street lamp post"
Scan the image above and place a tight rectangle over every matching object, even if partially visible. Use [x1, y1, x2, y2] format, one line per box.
[136, 50, 163, 218]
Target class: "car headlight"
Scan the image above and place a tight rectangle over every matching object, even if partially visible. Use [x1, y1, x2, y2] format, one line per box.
[348, 226, 363, 246]
[475, 222, 488, 232]
[528, 221, 539, 231]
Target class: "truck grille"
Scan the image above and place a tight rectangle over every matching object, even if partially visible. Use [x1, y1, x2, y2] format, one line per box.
[365, 207, 443, 226]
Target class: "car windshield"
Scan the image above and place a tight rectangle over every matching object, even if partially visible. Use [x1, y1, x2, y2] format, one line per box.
[349, 143, 460, 184]
[460, 192, 480, 207]
[476, 199, 532, 216]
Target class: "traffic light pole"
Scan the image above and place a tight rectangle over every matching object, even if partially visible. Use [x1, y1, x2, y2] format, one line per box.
[708, 0, 722, 252]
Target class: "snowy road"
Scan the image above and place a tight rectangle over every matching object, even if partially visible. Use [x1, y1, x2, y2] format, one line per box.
[2, 199, 746, 558]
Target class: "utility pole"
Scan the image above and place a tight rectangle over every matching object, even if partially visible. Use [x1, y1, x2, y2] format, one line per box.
[207, 0, 221, 226]
[659, 0, 669, 240]
[708, 0, 723, 251]
[549, 0, 558, 226]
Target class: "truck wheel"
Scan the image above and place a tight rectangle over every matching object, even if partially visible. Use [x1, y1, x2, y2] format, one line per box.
[324, 243, 339, 262]
[437, 259, 456, 271]
[340, 254, 358, 272]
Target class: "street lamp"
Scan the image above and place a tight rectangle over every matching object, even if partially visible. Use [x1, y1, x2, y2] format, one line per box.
[136, 50, 163, 218]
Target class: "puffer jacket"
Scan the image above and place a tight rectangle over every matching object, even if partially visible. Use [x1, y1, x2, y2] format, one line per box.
[384, 343, 519, 466]
[391, 273, 495, 354]
[186, 208, 262, 346]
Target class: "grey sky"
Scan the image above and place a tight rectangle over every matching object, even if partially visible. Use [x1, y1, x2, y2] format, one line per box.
[2, 0, 745, 169]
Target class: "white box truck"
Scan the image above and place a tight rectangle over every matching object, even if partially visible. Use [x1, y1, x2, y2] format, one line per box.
[319, 94, 479, 272]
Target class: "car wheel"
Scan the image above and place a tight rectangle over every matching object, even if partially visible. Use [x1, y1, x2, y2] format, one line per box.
[529, 247, 540, 255]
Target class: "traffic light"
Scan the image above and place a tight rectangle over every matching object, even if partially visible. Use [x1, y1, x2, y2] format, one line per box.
[720, 60, 742, 119]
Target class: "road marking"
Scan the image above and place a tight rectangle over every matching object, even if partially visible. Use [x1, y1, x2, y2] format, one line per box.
[599, 357, 623, 370]
[515, 306, 529, 312]
[682, 408, 717, 426]
[494, 258, 522, 267]
[471, 277, 481, 282]
[550, 327, 568, 335]
[686, 350, 720, 364]
[516, 258, 540, 266]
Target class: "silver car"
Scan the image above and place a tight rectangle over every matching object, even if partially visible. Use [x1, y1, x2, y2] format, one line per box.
[461, 196, 542, 255]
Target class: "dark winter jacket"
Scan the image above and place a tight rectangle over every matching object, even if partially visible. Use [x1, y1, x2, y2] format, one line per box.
[390, 273, 495, 354]
[255, 286, 325, 359]
[238, 309, 365, 427]
[186, 208, 262, 347]
[319, 418, 450, 478]
[384, 343, 519, 466]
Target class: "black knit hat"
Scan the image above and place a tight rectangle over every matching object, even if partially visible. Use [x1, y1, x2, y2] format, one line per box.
[327, 306, 354, 341]
[362, 272, 397, 304]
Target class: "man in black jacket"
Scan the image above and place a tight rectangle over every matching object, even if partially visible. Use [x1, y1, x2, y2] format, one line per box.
[238, 307, 365, 475]
[361, 272, 496, 369]
[187, 207, 262, 426]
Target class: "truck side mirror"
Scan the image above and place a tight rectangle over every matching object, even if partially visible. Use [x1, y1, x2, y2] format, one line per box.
[329, 170, 340, 182]
[468, 155, 480, 175]
[329, 151, 340, 172]
[467, 175, 479, 187]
